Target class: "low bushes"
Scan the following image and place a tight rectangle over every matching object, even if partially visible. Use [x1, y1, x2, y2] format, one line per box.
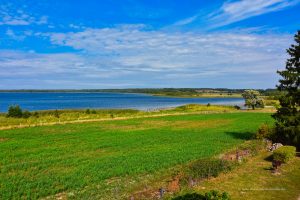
[174, 104, 235, 112]
[172, 190, 230, 200]
[172, 193, 205, 200]
[233, 105, 240, 110]
[255, 123, 274, 140]
[205, 190, 231, 200]
[6, 105, 31, 118]
[184, 158, 233, 181]
[273, 146, 296, 163]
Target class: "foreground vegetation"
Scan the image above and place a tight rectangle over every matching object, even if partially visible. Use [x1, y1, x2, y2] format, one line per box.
[191, 151, 300, 200]
[0, 112, 273, 199]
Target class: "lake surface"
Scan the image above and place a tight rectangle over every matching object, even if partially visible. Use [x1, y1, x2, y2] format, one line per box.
[0, 92, 244, 112]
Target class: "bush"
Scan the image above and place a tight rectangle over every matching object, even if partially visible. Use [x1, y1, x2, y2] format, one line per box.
[33, 111, 39, 118]
[172, 191, 230, 200]
[264, 99, 280, 108]
[7, 105, 23, 118]
[22, 110, 31, 119]
[233, 105, 240, 110]
[85, 109, 91, 114]
[172, 193, 205, 200]
[205, 190, 231, 200]
[255, 123, 273, 139]
[186, 158, 233, 180]
[238, 140, 266, 156]
[273, 146, 296, 163]
[54, 110, 60, 118]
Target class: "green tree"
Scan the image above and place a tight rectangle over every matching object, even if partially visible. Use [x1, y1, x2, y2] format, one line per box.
[272, 30, 300, 149]
[242, 90, 264, 110]
[6, 105, 23, 118]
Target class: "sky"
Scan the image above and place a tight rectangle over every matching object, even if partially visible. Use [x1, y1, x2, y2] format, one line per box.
[0, 0, 299, 89]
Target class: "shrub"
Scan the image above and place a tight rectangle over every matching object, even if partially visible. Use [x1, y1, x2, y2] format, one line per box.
[264, 99, 280, 108]
[238, 140, 266, 156]
[91, 110, 97, 114]
[233, 105, 240, 110]
[22, 110, 31, 119]
[33, 111, 39, 118]
[186, 158, 233, 180]
[7, 105, 23, 118]
[207, 103, 211, 107]
[205, 190, 231, 200]
[85, 109, 91, 114]
[273, 146, 296, 163]
[172, 193, 205, 200]
[172, 191, 230, 200]
[54, 110, 60, 118]
[255, 123, 273, 139]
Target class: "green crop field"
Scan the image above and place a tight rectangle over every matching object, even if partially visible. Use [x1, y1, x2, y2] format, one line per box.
[0, 112, 273, 199]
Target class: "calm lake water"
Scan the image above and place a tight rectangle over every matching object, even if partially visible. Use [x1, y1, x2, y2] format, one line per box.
[0, 92, 244, 112]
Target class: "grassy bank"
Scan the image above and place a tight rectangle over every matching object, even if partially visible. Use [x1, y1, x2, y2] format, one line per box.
[152, 93, 242, 98]
[0, 104, 237, 129]
[0, 112, 273, 199]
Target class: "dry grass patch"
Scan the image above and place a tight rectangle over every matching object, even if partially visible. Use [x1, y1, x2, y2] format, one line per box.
[169, 119, 232, 129]
[99, 119, 233, 131]
[0, 137, 8, 142]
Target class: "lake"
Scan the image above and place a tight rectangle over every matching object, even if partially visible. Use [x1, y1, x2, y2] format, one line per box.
[0, 92, 244, 112]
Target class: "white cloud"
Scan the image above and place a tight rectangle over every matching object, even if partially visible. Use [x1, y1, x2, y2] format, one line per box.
[5, 28, 26, 40]
[171, 0, 300, 28]
[0, 6, 48, 26]
[208, 0, 300, 28]
[0, 26, 293, 88]
[173, 15, 198, 26]
[48, 26, 290, 73]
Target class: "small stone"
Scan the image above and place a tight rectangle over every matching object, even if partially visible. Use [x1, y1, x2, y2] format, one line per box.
[269, 143, 283, 152]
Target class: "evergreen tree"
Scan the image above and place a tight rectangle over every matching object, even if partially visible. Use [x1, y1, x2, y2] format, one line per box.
[272, 30, 300, 149]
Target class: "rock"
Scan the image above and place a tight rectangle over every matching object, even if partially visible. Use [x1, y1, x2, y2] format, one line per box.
[159, 188, 165, 198]
[269, 143, 283, 152]
[168, 177, 180, 192]
[188, 177, 196, 188]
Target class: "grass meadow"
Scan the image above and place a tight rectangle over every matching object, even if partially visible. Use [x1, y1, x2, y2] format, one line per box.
[0, 112, 273, 199]
[0, 104, 236, 129]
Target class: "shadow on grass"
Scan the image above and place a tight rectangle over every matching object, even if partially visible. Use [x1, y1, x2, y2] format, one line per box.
[264, 154, 273, 162]
[225, 131, 253, 140]
[263, 166, 274, 171]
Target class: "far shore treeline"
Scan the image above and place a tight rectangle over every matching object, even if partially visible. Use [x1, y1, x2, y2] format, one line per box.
[0, 88, 280, 96]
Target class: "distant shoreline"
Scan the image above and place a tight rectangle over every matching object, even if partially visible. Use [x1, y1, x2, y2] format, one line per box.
[0, 90, 242, 98]
[0, 88, 251, 99]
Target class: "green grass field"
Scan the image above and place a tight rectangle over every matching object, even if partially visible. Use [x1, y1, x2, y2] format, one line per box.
[0, 112, 273, 199]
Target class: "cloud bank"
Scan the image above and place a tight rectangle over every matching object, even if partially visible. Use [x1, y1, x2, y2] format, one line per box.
[0, 25, 292, 89]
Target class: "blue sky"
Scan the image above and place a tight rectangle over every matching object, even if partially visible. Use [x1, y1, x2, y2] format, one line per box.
[0, 0, 299, 89]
